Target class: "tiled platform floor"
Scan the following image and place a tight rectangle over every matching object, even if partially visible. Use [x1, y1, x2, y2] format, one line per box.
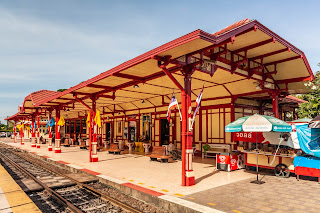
[2, 139, 254, 196]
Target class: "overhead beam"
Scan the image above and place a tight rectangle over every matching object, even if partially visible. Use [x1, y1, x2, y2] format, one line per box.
[233, 38, 274, 54]
[113, 73, 145, 82]
[250, 48, 288, 61]
[87, 84, 114, 90]
[275, 76, 312, 84]
[264, 56, 301, 66]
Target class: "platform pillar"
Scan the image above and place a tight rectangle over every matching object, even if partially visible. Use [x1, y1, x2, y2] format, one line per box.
[31, 117, 36, 147]
[13, 122, 17, 143]
[54, 108, 61, 153]
[91, 96, 98, 162]
[184, 72, 195, 186]
[36, 114, 40, 148]
[20, 126, 24, 145]
[272, 90, 279, 118]
[48, 112, 53, 151]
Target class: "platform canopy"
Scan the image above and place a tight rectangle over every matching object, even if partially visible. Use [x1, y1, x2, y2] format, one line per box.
[5, 90, 60, 121]
[14, 19, 313, 119]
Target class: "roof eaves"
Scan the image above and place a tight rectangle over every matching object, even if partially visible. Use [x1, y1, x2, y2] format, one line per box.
[35, 30, 216, 107]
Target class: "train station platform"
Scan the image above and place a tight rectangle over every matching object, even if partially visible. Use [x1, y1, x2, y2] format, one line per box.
[2, 139, 320, 213]
[0, 162, 40, 213]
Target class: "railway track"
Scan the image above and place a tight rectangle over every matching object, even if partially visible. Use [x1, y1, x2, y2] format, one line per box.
[0, 145, 164, 213]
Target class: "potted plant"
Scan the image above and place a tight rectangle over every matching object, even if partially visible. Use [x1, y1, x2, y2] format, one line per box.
[203, 144, 210, 155]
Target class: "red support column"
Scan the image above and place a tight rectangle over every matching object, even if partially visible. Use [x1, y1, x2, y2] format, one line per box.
[20, 123, 24, 145]
[184, 72, 195, 186]
[48, 111, 53, 151]
[272, 91, 279, 118]
[36, 113, 40, 148]
[181, 90, 186, 186]
[89, 110, 92, 161]
[91, 96, 98, 162]
[80, 118, 83, 139]
[13, 121, 17, 143]
[231, 97, 236, 150]
[31, 116, 36, 147]
[54, 108, 61, 153]
[74, 119, 76, 145]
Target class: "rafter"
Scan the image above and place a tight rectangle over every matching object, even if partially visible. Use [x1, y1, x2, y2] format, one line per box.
[113, 73, 145, 82]
[250, 48, 288, 61]
[233, 38, 274, 54]
[264, 56, 301, 66]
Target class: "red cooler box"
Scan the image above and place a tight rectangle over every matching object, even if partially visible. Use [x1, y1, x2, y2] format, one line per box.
[216, 151, 245, 172]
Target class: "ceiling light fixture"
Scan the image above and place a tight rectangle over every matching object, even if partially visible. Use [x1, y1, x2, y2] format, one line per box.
[66, 109, 70, 112]
[133, 84, 139, 89]
[142, 100, 145, 104]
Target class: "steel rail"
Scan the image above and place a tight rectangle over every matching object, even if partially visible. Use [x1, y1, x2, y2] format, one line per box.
[2, 147, 142, 213]
[0, 151, 83, 213]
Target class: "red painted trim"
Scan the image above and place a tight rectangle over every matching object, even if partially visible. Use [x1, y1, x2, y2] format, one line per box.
[122, 183, 164, 197]
[250, 48, 288, 61]
[56, 160, 69, 165]
[80, 168, 101, 176]
[264, 56, 301, 66]
[246, 163, 294, 173]
[42, 155, 50, 158]
[276, 76, 312, 84]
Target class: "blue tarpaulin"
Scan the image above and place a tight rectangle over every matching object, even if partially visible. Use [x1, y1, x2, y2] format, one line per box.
[296, 124, 320, 158]
[293, 156, 320, 169]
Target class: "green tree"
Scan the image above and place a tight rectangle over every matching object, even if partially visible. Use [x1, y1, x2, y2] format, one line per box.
[297, 68, 320, 118]
[57, 89, 67, 92]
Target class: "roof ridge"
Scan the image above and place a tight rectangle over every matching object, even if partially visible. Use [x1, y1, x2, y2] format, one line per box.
[213, 18, 251, 36]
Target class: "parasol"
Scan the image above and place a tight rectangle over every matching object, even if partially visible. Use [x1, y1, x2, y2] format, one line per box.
[225, 114, 292, 184]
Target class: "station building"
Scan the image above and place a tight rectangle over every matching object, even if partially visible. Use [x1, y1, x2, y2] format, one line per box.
[6, 19, 314, 186]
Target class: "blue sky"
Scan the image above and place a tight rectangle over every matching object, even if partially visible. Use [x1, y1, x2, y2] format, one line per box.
[0, 0, 319, 123]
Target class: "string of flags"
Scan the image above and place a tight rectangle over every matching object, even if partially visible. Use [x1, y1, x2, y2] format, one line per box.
[167, 91, 182, 122]
[166, 84, 204, 131]
[190, 84, 204, 131]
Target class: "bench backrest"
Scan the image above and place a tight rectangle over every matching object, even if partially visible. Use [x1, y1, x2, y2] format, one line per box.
[205, 144, 230, 153]
[110, 143, 118, 149]
[151, 146, 166, 155]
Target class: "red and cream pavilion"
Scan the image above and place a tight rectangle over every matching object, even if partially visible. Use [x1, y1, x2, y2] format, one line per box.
[6, 19, 314, 186]
[5, 90, 60, 148]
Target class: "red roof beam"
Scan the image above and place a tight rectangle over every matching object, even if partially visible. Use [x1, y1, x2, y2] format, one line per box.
[264, 55, 302, 67]
[233, 38, 275, 54]
[87, 84, 114, 90]
[275, 76, 312, 84]
[250, 48, 288, 61]
[112, 73, 145, 82]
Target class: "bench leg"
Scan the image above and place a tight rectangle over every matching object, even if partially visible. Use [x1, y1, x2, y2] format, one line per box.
[161, 159, 169, 163]
[150, 157, 157, 161]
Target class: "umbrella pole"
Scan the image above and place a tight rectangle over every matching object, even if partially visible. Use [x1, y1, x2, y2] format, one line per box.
[251, 132, 265, 184]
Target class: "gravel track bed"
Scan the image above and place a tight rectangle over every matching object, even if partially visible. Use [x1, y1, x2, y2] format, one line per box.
[0, 144, 172, 213]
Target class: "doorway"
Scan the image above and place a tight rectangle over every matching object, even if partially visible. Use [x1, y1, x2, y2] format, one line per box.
[160, 119, 169, 145]
[106, 123, 111, 141]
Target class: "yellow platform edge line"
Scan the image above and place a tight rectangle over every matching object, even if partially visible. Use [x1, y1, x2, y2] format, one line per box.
[0, 163, 41, 212]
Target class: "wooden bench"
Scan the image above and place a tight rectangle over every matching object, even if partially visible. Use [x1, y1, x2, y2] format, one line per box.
[202, 143, 231, 158]
[107, 143, 121, 154]
[146, 146, 172, 163]
[80, 140, 88, 149]
[61, 138, 71, 147]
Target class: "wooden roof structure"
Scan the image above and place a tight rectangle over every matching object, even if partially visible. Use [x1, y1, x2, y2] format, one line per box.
[8, 19, 314, 120]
